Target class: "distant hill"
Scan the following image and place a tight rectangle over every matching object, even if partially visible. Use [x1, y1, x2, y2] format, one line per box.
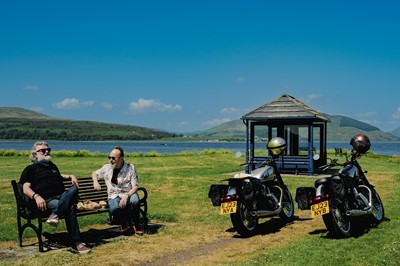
[391, 127, 400, 138]
[0, 107, 178, 141]
[190, 114, 400, 142]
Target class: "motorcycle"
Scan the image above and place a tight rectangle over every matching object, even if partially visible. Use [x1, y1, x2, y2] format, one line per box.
[208, 137, 294, 237]
[295, 134, 385, 238]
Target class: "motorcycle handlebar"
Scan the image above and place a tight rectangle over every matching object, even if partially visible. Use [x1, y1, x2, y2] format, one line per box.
[318, 158, 346, 171]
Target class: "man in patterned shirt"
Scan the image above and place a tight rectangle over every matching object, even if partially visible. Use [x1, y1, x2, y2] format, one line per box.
[92, 146, 143, 235]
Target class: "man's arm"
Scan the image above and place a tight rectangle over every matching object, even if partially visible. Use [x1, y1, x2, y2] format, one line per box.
[92, 171, 102, 190]
[22, 182, 47, 211]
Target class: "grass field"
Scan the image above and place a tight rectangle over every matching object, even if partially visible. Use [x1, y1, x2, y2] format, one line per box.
[0, 149, 399, 266]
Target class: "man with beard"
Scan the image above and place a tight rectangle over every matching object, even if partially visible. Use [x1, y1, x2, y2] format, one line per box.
[19, 141, 91, 254]
[92, 146, 143, 235]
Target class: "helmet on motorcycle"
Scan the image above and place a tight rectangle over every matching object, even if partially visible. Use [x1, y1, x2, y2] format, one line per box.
[350, 134, 371, 154]
[267, 137, 287, 156]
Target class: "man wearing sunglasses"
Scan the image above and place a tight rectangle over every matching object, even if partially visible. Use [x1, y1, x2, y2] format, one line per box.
[92, 146, 143, 235]
[19, 141, 91, 254]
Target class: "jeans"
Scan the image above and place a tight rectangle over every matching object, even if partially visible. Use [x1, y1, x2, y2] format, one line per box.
[108, 193, 140, 226]
[46, 185, 82, 248]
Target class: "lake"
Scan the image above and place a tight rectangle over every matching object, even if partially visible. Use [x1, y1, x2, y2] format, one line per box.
[0, 140, 399, 156]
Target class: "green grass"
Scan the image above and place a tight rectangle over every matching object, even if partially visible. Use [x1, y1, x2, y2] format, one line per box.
[0, 150, 399, 265]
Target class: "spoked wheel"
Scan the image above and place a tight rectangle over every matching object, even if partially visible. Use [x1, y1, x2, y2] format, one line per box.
[230, 200, 258, 237]
[322, 198, 352, 238]
[279, 186, 294, 222]
[370, 188, 385, 224]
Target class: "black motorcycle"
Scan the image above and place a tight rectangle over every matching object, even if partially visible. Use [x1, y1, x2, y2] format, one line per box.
[209, 137, 294, 237]
[296, 134, 385, 238]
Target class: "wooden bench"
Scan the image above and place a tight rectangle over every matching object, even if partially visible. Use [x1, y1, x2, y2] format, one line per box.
[11, 176, 148, 252]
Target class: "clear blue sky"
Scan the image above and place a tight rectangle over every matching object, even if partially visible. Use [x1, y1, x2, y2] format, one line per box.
[1, 1, 399, 133]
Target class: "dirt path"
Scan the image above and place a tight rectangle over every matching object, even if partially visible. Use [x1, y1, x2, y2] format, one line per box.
[139, 211, 323, 266]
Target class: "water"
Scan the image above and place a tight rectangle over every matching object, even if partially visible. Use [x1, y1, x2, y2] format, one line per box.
[0, 141, 399, 156]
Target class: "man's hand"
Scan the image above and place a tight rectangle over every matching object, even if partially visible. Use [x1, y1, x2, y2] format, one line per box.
[93, 182, 101, 190]
[119, 194, 129, 208]
[70, 175, 79, 188]
[35, 195, 47, 211]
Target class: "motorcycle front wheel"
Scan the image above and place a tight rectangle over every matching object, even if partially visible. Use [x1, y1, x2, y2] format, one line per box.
[370, 187, 385, 224]
[322, 198, 352, 238]
[230, 200, 258, 237]
[279, 186, 295, 222]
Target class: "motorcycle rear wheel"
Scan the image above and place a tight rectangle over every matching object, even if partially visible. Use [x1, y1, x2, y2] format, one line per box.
[279, 186, 294, 222]
[230, 201, 258, 237]
[322, 198, 352, 238]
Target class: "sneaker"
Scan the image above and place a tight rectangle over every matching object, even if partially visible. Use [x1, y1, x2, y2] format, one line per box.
[132, 225, 144, 236]
[71, 243, 91, 254]
[46, 213, 59, 227]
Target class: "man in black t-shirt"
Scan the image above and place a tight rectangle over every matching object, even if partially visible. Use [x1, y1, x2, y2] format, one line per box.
[20, 141, 91, 254]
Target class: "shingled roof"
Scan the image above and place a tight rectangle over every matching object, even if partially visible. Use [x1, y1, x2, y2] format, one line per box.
[242, 94, 330, 122]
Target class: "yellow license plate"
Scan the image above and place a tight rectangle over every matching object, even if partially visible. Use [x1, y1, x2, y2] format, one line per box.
[311, 200, 330, 217]
[220, 201, 237, 215]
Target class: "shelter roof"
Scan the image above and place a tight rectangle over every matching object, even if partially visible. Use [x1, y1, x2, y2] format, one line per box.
[242, 94, 330, 122]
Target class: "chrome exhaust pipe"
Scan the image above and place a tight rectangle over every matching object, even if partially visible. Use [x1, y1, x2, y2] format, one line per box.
[345, 209, 372, 217]
[251, 208, 281, 217]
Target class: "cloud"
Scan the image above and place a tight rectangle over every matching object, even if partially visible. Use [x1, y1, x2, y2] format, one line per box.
[203, 118, 232, 127]
[101, 102, 113, 110]
[221, 107, 240, 114]
[24, 85, 38, 90]
[356, 111, 377, 117]
[393, 107, 400, 119]
[303, 94, 321, 103]
[53, 98, 94, 110]
[236, 76, 246, 83]
[129, 98, 183, 113]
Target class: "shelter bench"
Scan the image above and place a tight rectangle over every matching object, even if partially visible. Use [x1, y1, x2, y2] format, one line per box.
[11, 176, 148, 252]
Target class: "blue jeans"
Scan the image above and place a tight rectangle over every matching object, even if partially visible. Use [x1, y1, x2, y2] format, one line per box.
[108, 193, 140, 226]
[46, 185, 82, 248]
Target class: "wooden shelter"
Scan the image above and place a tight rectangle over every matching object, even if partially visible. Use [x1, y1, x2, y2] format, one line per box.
[241, 94, 330, 175]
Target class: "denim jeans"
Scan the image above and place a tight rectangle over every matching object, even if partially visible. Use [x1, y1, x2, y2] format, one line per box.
[46, 185, 82, 247]
[108, 193, 140, 226]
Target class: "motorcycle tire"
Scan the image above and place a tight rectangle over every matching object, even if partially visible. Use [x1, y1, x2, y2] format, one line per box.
[322, 197, 352, 238]
[279, 186, 295, 222]
[230, 200, 258, 237]
[370, 187, 385, 224]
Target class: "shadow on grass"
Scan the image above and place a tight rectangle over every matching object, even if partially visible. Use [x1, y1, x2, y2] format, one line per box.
[308, 216, 390, 239]
[35, 222, 165, 252]
[228, 215, 307, 238]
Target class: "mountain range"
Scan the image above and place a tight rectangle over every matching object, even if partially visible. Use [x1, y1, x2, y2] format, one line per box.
[0, 107, 399, 141]
[190, 114, 400, 141]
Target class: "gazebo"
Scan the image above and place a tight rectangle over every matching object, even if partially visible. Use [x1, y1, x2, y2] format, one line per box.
[241, 94, 331, 175]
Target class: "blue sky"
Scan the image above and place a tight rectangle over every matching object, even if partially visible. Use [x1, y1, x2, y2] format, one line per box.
[1, 1, 400, 133]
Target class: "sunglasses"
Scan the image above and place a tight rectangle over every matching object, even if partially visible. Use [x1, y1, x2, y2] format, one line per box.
[36, 148, 51, 153]
[108, 156, 120, 160]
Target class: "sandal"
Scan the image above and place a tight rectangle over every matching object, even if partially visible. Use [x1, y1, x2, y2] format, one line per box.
[132, 225, 144, 236]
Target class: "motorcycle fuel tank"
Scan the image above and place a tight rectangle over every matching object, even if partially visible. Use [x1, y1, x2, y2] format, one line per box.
[339, 164, 358, 178]
[249, 165, 275, 181]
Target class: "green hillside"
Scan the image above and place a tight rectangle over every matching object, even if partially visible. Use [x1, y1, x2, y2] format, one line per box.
[0, 107, 178, 141]
[190, 115, 400, 141]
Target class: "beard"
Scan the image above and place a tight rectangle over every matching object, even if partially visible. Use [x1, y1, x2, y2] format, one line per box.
[37, 154, 52, 164]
